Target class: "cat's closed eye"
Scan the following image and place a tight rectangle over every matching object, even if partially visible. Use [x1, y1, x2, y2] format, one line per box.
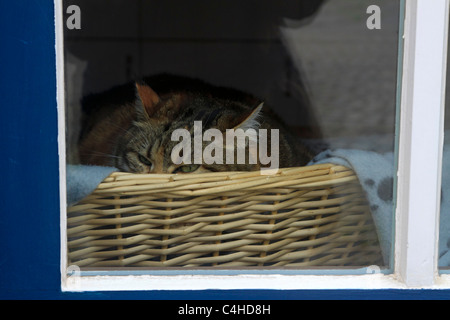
[173, 164, 200, 174]
[138, 154, 152, 167]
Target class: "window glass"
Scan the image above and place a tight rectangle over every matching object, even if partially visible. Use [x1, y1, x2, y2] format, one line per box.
[64, 0, 400, 275]
[440, 18, 450, 273]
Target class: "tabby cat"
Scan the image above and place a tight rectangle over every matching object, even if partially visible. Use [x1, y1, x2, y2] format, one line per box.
[77, 74, 314, 173]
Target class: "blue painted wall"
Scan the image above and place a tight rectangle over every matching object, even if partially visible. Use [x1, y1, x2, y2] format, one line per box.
[1, 0, 450, 300]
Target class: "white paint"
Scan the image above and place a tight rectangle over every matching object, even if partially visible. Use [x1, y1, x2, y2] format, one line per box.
[54, 0, 69, 289]
[395, 0, 449, 287]
[63, 274, 410, 292]
[62, 273, 450, 292]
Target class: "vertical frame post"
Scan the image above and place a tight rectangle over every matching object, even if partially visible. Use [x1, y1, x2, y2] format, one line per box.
[396, 0, 449, 287]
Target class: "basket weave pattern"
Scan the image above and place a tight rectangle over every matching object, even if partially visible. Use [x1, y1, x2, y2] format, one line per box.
[67, 163, 383, 268]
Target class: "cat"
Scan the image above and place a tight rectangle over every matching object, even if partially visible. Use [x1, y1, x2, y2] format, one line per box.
[77, 73, 315, 174]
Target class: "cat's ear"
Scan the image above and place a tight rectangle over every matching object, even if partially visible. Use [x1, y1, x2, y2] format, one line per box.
[135, 82, 161, 118]
[234, 102, 264, 130]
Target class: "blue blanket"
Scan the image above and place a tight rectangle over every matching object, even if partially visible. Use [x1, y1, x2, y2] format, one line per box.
[66, 164, 115, 206]
[308, 149, 395, 265]
[309, 146, 450, 267]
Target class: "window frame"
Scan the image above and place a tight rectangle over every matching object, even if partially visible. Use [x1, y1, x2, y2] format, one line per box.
[395, 0, 449, 287]
[58, 0, 450, 291]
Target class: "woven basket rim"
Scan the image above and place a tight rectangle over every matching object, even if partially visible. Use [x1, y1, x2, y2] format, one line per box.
[86, 163, 355, 197]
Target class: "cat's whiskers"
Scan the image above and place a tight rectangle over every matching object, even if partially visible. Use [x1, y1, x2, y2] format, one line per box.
[106, 121, 132, 134]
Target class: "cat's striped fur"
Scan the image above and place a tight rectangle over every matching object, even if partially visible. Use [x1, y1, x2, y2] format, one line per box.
[78, 74, 314, 173]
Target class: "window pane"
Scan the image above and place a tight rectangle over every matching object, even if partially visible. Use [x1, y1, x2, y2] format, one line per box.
[64, 0, 400, 275]
[440, 12, 450, 273]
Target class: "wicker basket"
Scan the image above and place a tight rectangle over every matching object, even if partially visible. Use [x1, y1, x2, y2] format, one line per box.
[67, 163, 383, 269]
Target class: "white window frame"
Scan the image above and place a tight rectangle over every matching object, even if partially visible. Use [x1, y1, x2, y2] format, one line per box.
[57, 0, 450, 291]
[395, 0, 449, 287]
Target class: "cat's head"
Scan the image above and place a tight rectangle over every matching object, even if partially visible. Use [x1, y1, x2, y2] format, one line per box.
[114, 82, 265, 174]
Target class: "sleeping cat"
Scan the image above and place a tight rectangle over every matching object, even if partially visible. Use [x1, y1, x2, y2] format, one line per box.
[77, 74, 315, 173]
